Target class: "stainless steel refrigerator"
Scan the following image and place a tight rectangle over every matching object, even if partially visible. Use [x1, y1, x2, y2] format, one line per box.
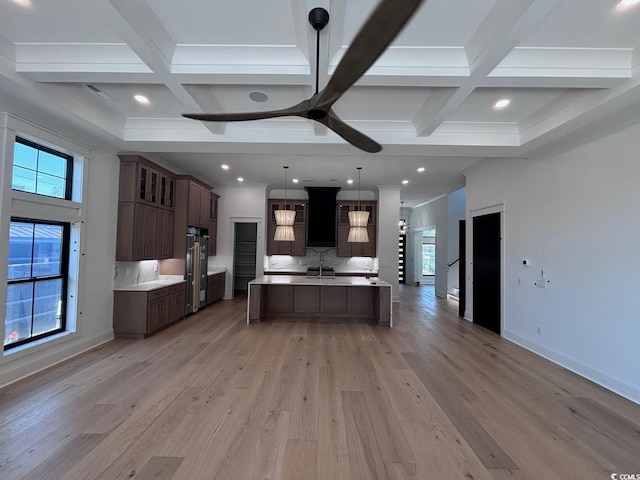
[186, 227, 208, 315]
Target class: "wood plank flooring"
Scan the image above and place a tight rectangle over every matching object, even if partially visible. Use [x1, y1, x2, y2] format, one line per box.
[1, 285, 639, 479]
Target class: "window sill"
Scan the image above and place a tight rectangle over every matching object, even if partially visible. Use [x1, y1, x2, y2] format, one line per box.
[3, 330, 76, 358]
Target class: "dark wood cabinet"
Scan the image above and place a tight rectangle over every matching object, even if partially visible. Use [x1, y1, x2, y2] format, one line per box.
[206, 272, 225, 305]
[137, 162, 159, 206]
[117, 202, 158, 261]
[156, 208, 174, 259]
[336, 201, 377, 258]
[113, 282, 185, 339]
[256, 283, 389, 325]
[169, 283, 186, 322]
[208, 193, 219, 256]
[266, 199, 307, 256]
[186, 180, 211, 228]
[159, 172, 175, 209]
[116, 155, 176, 261]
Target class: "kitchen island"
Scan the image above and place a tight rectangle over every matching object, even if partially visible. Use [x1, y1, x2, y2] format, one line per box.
[247, 275, 392, 326]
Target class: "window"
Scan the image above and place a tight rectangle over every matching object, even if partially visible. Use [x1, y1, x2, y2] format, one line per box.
[12, 137, 73, 200]
[422, 228, 436, 277]
[5, 219, 70, 349]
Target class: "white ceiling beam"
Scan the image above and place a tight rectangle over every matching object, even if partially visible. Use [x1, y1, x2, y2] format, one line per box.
[105, 0, 176, 72]
[520, 64, 640, 150]
[102, 0, 206, 113]
[415, 0, 563, 137]
[181, 85, 226, 135]
[466, 0, 563, 77]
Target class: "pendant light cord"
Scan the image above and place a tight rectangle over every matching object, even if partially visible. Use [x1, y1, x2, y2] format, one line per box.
[315, 28, 320, 94]
[284, 166, 289, 209]
[357, 167, 362, 211]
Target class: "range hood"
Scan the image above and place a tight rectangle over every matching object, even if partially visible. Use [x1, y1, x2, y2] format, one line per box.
[305, 187, 340, 247]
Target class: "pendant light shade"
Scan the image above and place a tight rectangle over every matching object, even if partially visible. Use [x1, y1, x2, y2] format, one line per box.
[347, 226, 369, 242]
[274, 210, 295, 226]
[348, 166, 369, 243]
[348, 210, 369, 227]
[274, 165, 295, 242]
[274, 224, 296, 241]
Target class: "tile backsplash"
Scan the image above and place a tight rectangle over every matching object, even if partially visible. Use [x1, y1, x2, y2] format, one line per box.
[264, 247, 378, 274]
[113, 260, 159, 288]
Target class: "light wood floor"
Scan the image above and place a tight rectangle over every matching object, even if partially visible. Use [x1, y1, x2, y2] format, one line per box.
[1, 286, 639, 479]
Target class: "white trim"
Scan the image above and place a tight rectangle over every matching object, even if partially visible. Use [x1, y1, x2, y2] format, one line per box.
[0, 332, 113, 388]
[505, 330, 640, 405]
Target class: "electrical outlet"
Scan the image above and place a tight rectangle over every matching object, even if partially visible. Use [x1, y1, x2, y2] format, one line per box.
[535, 279, 550, 288]
[537, 326, 541, 335]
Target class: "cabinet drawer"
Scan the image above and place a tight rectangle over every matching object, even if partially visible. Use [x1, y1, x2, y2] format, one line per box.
[207, 273, 224, 284]
[170, 283, 185, 294]
[149, 286, 170, 301]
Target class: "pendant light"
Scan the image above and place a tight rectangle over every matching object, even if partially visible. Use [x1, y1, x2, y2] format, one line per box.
[274, 166, 295, 241]
[348, 167, 369, 243]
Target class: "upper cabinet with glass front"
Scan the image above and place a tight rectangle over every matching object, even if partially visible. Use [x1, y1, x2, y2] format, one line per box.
[118, 155, 175, 211]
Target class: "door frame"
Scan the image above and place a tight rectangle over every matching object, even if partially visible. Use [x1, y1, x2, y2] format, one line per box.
[229, 216, 264, 299]
[469, 203, 505, 334]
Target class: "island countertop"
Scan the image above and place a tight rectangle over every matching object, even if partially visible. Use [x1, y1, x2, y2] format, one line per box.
[114, 278, 186, 292]
[249, 275, 389, 287]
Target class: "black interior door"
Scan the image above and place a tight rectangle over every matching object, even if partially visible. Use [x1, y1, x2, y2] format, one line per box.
[472, 213, 501, 334]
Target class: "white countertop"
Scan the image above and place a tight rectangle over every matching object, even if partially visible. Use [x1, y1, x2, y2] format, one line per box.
[249, 275, 390, 287]
[114, 278, 186, 292]
[264, 270, 378, 275]
[207, 268, 227, 276]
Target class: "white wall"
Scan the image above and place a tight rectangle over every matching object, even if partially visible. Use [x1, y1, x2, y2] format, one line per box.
[408, 189, 466, 298]
[464, 123, 640, 403]
[447, 188, 466, 293]
[0, 116, 118, 387]
[376, 186, 401, 301]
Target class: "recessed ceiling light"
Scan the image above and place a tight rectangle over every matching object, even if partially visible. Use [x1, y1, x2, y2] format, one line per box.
[347, 179, 354, 185]
[134, 94, 150, 105]
[12, 0, 32, 7]
[417, 167, 426, 173]
[249, 91, 268, 103]
[237, 177, 244, 183]
[402, 180, 409, 185]
[494, 98, 510, 110]
[221, 164, 229, 170]
[292, 178, 299, 184]
[616, 0, 640, 10]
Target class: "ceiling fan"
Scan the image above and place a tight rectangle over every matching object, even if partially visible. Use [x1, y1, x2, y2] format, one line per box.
[183, 0, 424, 153]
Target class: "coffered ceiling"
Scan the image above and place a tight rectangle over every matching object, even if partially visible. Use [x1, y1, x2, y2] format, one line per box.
[1, 0, 639, 206]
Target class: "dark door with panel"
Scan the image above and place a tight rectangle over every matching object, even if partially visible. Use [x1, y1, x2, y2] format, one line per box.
[472, 213, 501, 334]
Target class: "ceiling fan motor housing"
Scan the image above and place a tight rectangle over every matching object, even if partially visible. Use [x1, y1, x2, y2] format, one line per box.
[308, 7, 329, 31]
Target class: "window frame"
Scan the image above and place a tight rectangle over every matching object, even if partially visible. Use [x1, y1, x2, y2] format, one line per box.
[421, 228, 436, 278]
[5, 218, 71, 350]
[12, 136, 74, 201]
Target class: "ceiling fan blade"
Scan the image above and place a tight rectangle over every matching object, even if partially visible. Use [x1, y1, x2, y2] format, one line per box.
[318, 110, 382, 153]
[183, 102, 309, 122]
[316, 0, 424, 108]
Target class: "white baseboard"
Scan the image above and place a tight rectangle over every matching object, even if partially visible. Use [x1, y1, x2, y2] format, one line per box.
[0, 332, 114, 389]
[504, 330, 640, 405]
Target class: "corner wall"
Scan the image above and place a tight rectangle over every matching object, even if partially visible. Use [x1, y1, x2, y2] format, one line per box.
[464, 123, 640, 403]
[409, 188, 465, 298]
